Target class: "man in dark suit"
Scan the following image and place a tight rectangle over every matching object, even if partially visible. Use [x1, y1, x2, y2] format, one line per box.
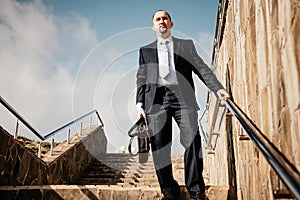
[136, 10, 229, 200]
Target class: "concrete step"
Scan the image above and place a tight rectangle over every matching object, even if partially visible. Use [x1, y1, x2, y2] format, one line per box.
[77, 178, 124, 185]
[83, 172, 125, 178]
[0, 185, 230, 200]
[77, 153, 157, 186]
[76, 153, 207, 189]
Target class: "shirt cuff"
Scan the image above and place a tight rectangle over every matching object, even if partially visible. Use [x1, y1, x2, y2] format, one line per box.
[136, 102, 143, 111]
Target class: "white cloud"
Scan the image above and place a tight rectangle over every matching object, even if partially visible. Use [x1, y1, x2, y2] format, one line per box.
[198, 32, 214, 53]
[58, 12, 97, 47]
[55, 11, 98, 64]
[0, 0, 98, 140]
[196, 32, 214, 65]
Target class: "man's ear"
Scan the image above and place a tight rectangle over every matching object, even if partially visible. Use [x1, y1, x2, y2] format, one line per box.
[152, 24, 155, 31]
[170, 22, 174, 28]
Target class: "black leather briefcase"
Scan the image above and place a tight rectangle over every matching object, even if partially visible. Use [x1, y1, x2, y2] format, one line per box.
[128, 118, 150, 163]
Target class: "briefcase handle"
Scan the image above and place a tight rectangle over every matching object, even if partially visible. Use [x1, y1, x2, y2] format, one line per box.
[127, 118, 151, 163]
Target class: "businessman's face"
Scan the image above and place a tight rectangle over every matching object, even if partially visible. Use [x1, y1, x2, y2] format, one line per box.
[152, 11, 173, 38]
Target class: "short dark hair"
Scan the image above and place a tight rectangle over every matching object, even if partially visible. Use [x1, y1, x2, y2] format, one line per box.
[152, 10, 172, 22]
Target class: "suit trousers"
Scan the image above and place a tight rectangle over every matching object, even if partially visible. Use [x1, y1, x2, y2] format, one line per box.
[147, 85, 205, 197]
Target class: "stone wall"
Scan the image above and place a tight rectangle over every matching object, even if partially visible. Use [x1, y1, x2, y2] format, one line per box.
[47, 126, 107, 184]
[0, 126, 107, 185]
[205, 0, 300, 199]
[0, 127, 46, 185]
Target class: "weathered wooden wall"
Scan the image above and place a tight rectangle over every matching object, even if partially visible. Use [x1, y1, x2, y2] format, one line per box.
[204, 0, 300, 199]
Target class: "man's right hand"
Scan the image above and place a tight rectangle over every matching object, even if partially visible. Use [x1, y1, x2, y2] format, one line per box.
[137, 108, 146, 119]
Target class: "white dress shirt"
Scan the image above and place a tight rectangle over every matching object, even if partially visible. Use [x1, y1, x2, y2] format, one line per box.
[137, 36, 178, 111]
[157, 36, 178, 86]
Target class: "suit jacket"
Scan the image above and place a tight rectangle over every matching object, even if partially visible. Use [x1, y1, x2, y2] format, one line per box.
[136, 37, 224, 114]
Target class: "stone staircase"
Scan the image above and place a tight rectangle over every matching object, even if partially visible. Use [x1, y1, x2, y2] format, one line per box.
[77, 153, 139, 186]
[76, 153, 179, 188]
[0, 126, 231, 199]
[0, 151, 230, 200]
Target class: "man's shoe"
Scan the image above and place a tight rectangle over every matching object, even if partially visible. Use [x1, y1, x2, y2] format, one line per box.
[190, 192, 209, 200]
[161, 194, 178, 200]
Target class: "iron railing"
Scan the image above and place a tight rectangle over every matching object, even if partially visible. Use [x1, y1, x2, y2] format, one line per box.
[0, 96, 44, 140]
[225, 99, 300, 199]
[199, 93, 227, 154]
[205, 97, 221, 151]
[0, 95, 103, 157]
[44, 109, 103, 140]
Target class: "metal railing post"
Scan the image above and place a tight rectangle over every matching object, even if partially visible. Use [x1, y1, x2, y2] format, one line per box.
[50, 136, 54, 156]
[14, 119, 19, 139]
[67, 127, 70, 144]
[38, 142, 42, 158]
[79, 122, 83, 137]
[90, 116, 92, 128]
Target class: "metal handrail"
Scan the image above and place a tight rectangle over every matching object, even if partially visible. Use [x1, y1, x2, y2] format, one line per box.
[198, 103, 208, 144]
[44, 109, 101, 140]
[225, 99, 300, 199]
[0, 96, 103, 142]
[0, 96, 44, 140]
[206, 98, 221, 150]
[95, 110, 104, 128]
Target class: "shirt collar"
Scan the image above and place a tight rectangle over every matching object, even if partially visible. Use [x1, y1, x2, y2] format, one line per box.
[157, 36, 173, 44]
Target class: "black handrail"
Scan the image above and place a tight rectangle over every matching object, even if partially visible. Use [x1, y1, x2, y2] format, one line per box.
[95, 110, 104, 127]
[225, 99, 300, 199]
[0, 96, 103, 141]
[0, 96, 44, 140]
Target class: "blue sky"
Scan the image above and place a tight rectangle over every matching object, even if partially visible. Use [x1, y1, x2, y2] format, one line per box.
[44, 0, 218, 41]
[0, 0, 219, 153]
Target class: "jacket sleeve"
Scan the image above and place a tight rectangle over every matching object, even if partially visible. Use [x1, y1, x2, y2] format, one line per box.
[188, 40, 224, 94]
[136, 48, 146, 106]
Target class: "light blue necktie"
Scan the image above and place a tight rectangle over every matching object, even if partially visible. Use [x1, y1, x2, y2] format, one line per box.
[159, 41, 170, 78]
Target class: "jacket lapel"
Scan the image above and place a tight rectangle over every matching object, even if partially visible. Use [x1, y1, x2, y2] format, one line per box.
[172, 37, 180, 64]
[150, 40, 158, 64]
[148, 41, 158, 64]
[145, 41, 159, 84]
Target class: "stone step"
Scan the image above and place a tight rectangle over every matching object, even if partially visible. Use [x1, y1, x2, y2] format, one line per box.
[0, 185, 230, 200]
[77, 177, 124, 185]
[76, 153, 187, 188]
[85, 169, 123, 175]
[137, 173, 157, 178]
[136, 169, 155, 175]
[77, 153, 157, 186]
[85, 166, 124, 172]
[134, 179, 160, 185]
[82, 173, 125, 179]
